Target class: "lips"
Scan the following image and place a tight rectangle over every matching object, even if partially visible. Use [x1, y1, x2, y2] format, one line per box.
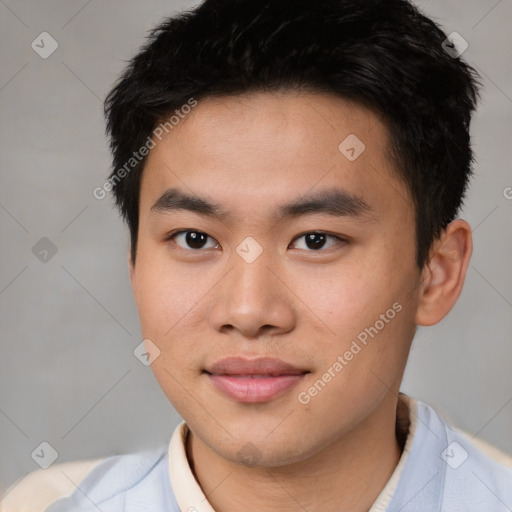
[206, 356, 307, 376]
[205, 357, 309, 403]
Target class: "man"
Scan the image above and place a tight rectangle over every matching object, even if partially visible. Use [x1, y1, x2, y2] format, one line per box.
[3, 0, 511, 510]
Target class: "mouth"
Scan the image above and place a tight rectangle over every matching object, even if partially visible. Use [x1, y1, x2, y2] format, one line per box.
[204, 357, 310, 404]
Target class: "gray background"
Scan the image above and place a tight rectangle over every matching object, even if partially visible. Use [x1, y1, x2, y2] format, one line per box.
[1, 0, 511, 497]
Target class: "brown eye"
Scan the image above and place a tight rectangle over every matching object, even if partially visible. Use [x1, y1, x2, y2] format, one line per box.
[291, 232, 345, 251]
[304, 233, 327, 250]
[171, 230, 219, 250]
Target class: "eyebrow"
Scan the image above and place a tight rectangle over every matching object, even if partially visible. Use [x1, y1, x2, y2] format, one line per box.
[150, 187, 372, 221]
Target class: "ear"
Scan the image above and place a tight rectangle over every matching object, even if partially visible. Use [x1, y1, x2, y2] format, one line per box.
[415, 220, 472, 326]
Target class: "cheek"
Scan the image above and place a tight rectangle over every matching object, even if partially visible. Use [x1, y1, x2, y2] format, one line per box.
[291, 262, 399, 336]
[132, 256, 205, 410]
[290, 252, 417, 378]
[132, 251, 198, 335]
[131, 248, 213, 386]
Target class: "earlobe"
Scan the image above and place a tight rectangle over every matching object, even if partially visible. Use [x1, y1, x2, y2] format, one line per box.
[415, 220, 473, 326]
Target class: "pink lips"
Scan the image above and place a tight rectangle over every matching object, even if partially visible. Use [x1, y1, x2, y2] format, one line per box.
[205, 357, 309, 404]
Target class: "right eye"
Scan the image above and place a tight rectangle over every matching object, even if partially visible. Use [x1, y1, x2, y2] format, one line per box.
[167, 230, 220, 251]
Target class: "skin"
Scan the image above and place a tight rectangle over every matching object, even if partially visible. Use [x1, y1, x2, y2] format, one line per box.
[129, 91, 472, 512]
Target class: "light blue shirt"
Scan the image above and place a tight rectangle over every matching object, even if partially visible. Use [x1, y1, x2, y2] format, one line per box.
[47, 399, 512, 511]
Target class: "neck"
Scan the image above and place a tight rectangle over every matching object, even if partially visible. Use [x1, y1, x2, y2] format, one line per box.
[186, 394, 404, 512]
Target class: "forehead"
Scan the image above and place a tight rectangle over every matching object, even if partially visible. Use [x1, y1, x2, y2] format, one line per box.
[139, 91, 412, 221]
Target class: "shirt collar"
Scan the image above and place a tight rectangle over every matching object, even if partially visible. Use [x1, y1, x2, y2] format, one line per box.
[168, 393, 418, 512]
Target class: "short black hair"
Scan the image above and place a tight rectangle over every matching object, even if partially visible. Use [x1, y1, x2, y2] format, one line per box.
[104, 0, 481, 267]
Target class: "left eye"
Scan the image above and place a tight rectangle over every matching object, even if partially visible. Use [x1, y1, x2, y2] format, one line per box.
[171, 230, 219, 250]
[290, 232, 344, 251]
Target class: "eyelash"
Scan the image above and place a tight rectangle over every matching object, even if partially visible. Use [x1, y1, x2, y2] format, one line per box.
[165, 230, 348, 252]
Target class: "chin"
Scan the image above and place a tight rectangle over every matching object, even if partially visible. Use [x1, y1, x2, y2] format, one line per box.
[228, 442, 307, 468]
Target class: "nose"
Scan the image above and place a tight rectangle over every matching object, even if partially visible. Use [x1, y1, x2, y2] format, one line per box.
[208, 248, 297, 339]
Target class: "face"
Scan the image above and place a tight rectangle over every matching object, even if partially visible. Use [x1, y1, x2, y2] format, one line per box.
[131, 91, 422, 467]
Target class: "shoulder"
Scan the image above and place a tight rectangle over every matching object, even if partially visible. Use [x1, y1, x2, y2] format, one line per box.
[417, 400, 512, 509]
[443, 421, 512, 503]
[0, 458, 106, 512]
[456, 427, 512, 469]
[0, 446, 171, 512]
